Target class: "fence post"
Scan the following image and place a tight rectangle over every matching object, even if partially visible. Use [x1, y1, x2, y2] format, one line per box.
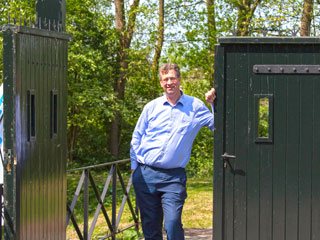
[84, 169, 89, 240]
[112, 164, 117, 240]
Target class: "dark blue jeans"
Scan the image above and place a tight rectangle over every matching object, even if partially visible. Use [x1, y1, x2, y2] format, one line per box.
[133, 164, 187, 240]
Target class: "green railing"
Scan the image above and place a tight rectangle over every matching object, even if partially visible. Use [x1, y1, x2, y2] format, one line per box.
[66, 159, 140, 240]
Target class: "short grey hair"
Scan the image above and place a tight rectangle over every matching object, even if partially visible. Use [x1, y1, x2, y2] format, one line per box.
[159, 63, 181, 80]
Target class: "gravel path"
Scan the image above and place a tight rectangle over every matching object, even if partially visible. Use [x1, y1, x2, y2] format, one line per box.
[140, 228, 213, 240]
[184, 228, 212, 239]
[159, 228, 212, 240]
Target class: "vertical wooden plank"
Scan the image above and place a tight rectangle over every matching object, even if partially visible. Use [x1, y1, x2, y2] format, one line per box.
[39, 34, 45, 240]
[57, 38, 63, 240]
[43, 35, 49, 240]
[32, 33, 38, 240]
[57, 39, 61, 240]
[30, 33, 36, 240]
[19, 32, 26, 240]
[233, 43, 248, 240]
[246, 44, 261, 240]
[21, 33, 29, 240]
[48, 36, 54, 239]
[312, 44, 320, 240]
[36, 33, 42, 240]
[26, 33, 33, 240]
[15, 32, 22, 240]
[213, 43, 225, 240]
[272, 44, 287, 240]
[61, 39, 68, 240]
[224, 44, 236, 240]
[23, 33, 30, 240]
[285, 44, 300, 240]
[259, 44, 274, 240]
[59, 39, 68, 240]
[53, 37, 59, 238]
[298, 44, 313, 240]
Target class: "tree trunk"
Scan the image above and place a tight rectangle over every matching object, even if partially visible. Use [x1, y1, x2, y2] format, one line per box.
[206, 0, 216, 47]
[111, 0, 140, 159]
[300, 0, 313, 36]
[206, 0, 216, 85]
[152, 0, 165, 97]
[67, 124, 78, 162]
[237, 0, 261, 36]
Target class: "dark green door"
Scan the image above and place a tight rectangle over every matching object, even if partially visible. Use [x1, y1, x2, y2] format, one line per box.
[213, 38, 320, 240]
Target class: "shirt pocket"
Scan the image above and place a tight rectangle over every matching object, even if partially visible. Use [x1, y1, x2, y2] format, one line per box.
[177, 114, 193, 135]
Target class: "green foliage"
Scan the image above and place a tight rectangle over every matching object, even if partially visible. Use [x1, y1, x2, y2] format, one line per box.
[258, 98, 269, 138]
[119, 229, 143, 240]
[0, 36, 2, 84]
[66, 0, 120, 164]
[2, 0, 320, 174]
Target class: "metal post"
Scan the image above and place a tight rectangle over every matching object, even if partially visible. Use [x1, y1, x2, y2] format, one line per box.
[112, 164, 117, 240]
[36, 0, 66, 31]
[84, 170, 89, 240]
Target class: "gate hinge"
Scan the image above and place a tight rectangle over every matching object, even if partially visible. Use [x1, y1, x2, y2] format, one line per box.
[4, 149, 13, 173]
[253, 65, 320, 74]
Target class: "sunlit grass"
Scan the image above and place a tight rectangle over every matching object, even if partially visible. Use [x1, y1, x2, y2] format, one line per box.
[183, 177, 213, 228]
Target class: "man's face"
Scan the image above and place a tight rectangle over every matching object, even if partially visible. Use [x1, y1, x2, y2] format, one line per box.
[159, 70, 181, 97]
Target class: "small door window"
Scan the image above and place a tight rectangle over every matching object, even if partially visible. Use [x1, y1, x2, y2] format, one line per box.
[50, 90, 58, 138]
[254, 94, 273, 143]
[27, 90, 36, 141]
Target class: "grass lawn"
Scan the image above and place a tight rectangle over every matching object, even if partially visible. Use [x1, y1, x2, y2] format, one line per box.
[67, 173, 213, 239]
[182, 177, 213, 228]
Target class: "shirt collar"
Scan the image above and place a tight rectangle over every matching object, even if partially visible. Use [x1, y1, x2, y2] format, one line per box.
[162, 91, 185, 106]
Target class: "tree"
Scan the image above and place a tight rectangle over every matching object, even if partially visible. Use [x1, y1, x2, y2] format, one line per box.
[228, 0, 263, 36]
[206, 0, 216, 85]
[111, 0, 140, 159]
[151, 0, 165, 98]
[66, 0, 119, 163]
[300, 0, 314, 36]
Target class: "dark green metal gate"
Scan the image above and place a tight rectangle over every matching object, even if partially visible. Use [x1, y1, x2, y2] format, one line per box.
[2, 11, 70, 240]
[213, 37, 320, 240]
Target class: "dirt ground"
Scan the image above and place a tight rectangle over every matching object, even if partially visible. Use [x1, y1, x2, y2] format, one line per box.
[160, 228, 212, 240]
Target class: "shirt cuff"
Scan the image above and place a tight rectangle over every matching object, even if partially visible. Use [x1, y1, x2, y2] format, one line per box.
[210, 104, 214, 113]
[131, 159, 138, 170]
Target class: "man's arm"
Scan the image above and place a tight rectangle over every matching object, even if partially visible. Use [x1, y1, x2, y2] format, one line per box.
[195, 88, 216, 132]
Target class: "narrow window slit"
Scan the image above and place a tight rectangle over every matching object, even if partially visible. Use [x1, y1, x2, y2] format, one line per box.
[27, 90, 36, 141]
[50, 90, 58, 138]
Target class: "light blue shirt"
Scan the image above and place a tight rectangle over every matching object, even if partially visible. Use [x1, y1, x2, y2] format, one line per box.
[130, 93, 214, 170]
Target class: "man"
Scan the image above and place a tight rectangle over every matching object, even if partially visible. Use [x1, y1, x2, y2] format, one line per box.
[130, 63, 216, 240]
